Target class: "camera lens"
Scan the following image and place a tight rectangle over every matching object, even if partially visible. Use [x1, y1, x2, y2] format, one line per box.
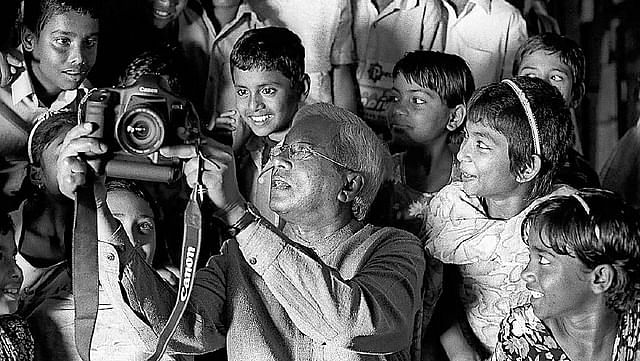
[116, 107, 165, 155]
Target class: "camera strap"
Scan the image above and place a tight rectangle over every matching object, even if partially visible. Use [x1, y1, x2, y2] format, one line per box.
[147, 178, 205, 360]
[72, 184, 99, 361]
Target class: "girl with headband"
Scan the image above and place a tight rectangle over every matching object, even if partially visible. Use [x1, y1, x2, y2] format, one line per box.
[423, 76, 574, 359]
[495, 189, 640, 361]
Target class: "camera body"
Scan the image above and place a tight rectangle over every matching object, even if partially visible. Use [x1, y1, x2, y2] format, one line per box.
[81, 74, 199, 182]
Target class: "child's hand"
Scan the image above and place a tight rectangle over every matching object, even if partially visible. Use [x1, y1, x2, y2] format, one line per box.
[0, 50, 24, 88]
[207, 109, 239, 132]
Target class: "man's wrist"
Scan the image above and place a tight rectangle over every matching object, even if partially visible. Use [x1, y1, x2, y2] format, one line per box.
[226, 202, 259, 237]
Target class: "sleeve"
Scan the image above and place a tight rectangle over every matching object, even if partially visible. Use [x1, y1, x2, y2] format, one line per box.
[501, 9, 528, 80]
[330, 0, 357, 66]
[116, 234, 227, 354]
[235, 219, 425, 354]
[423, 183, 506, 265]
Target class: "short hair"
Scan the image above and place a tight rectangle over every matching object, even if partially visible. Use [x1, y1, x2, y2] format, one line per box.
[294, 103, 392, 220]
[522, 189, 640, 314]
[29, 111, 77, 166]
[22, 0, 100, 36]
[393, 50, 475, 108]
[512, 33, 585, 102]
[117, 50, 182, 95]
[466, 76, 572, 201]
[230, 27, 306, 95]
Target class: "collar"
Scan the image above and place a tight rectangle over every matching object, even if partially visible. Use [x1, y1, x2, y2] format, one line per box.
[467, 0, 491, 14]
[11, 69, 34, 106]
[376, 0, 421, 21]
[11, 67, 88, 111]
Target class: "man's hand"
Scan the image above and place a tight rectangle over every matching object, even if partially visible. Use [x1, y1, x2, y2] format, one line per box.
[0, 49, 24, 87]
[160, 137, 246, 224]
[56, 123, 108, 200]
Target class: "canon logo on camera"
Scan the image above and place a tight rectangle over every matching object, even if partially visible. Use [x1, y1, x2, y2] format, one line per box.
[138, 86, 159, 94]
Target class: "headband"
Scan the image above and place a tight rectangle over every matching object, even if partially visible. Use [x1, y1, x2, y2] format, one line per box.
[571, 192, 601, 242]
[501, 79, 542, 155]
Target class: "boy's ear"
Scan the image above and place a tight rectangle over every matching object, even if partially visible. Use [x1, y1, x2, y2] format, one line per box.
[337, 172, 364, 203]
[515, 154, 542, 183]
[570, 83, 585, 109]
[446, 104, 466, 132]
[21, 27, 37, 52]
[590, 264, 615, 295]
[298, 74, 310, 103]
[29, 165, 44, 189]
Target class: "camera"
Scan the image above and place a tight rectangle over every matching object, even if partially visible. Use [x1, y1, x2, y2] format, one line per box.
[81, 74, 200, 182]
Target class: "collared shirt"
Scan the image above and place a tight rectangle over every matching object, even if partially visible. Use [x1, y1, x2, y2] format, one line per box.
[354, 0, 447, 128]
[11, 204, 185, 361]
[236, 128, 287, 228]
[203, 1, 270, 121]
[0, 61, 88, 200]
[250, 0, 356, 104]
[424, 182, 574, 350]
[442, 0, 527, 87]
[120, 216, 426, 360]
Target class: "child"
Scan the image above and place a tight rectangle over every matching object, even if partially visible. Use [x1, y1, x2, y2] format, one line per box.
[0, 0, 99, 209]
[0, 212, 33, 360]
[218, 27, 310, 227]
[424, 76, 574, 358]
[369, 50, 473, 236]
[496, 189, 640, 361]
[513, 32, 600, 189]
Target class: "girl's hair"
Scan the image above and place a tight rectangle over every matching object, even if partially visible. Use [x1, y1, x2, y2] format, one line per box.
[466, 76, 572, 201]
[28, 111, 77, 167]
[522, 189, 640, 360]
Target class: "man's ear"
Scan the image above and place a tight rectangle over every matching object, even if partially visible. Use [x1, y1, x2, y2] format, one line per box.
[21, 27, 37, 52]
[515, 154, 542, 183]
[446, 104, 466, 132]
[590, 264, 615, 295]
[570, 83, 585, 109]
[337, 172, 364, 203]
[298, 74, 311, 104]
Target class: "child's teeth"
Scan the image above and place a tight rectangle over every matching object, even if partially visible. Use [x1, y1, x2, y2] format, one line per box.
[530, 291, 544, 299]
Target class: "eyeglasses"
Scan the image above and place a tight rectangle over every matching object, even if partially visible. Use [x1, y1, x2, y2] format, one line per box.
[270, 142, 353, 170]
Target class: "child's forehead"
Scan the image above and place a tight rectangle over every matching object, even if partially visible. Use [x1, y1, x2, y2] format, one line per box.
[42, 10, 99, 33]
[522, 50, 572, 72]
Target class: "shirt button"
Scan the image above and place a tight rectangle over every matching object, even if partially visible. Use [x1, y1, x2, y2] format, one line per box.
[106, 253, 115, 261]
[248, 257, 257, 265]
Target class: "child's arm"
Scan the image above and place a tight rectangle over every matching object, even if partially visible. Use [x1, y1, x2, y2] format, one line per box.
[440, 321, 482, 361]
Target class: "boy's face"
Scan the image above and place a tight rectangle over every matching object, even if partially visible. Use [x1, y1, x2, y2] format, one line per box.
[107, 190, 156, 265]
[388, 75, 453, 147]
[0, 230, 22, 315]
[25, 11, 99, 96]
[147, 0, 188, 29]
[457, 121, 520, 199]
[233, 68, 302, 137]
[517, 51, 575, 107]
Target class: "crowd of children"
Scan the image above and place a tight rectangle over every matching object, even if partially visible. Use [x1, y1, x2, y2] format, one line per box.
[0, 0, 638, 361]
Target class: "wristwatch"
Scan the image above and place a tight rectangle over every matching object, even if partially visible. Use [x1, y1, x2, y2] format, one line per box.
[227, 202, 260, 237]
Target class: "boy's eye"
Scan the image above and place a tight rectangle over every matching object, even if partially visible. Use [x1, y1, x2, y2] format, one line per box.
[84, 37, 98, 48]
[388, 95, 399, 103]
[235, 88, 248, 97]
[53, 38, 71, 47]
[411, 97, 426, 105]
[136, 220, 154, 235]
[550, 74, 565, 82]
[261, 87, 276, 96]
[538, 255, 551, 265]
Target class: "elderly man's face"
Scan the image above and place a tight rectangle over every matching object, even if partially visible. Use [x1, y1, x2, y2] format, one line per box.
[269, 114, 346, 222]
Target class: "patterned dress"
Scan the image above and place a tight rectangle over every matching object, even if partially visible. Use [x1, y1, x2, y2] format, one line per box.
[0, 314, 34, 361]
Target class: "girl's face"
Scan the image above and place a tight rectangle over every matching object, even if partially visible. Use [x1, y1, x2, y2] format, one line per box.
[106, 190, 156, 264]
[521, 226, 595, 321]
[457, 121, 520, 200]
[0, 231, 22, 315]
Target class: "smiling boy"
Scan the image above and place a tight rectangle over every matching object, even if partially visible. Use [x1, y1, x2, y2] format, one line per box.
[227, 27, 310, 227]
[0, 0, 99, 208]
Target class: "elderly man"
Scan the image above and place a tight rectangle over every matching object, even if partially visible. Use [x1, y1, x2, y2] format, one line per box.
[57, 102, 426, 360]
